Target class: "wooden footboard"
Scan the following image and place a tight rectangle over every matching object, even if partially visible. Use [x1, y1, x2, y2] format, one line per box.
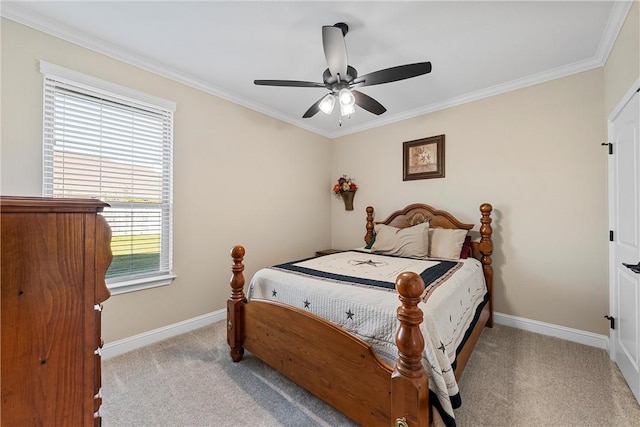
[228, 247, 430, 426]
[227, 203, 493, 427]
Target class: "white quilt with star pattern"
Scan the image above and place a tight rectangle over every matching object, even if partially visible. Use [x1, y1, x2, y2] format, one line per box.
[247, 250, 487, 426]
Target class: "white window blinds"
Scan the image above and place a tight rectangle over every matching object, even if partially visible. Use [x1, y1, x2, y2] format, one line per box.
[41, 61, 175, 293]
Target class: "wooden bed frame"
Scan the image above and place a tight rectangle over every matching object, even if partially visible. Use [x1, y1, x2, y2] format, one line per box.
[227, 203, 493, 427]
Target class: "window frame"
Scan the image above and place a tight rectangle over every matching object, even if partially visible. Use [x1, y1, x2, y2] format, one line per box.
[40, 60, 176, 295]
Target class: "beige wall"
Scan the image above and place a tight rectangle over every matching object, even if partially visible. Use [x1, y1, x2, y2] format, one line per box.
[2, 3, 638, 342]
[1, 19, 332, 343]
[329, 2, 639, 336]
[331, 69, 608, 334]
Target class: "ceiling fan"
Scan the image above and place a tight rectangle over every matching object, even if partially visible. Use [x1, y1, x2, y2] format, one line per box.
[254, 23, 432, 121]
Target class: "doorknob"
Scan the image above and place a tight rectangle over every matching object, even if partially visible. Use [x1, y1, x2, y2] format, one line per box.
[622, 262, 640, 273]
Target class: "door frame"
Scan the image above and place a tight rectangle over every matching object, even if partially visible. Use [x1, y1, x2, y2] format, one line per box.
[607, 76, 640, 360]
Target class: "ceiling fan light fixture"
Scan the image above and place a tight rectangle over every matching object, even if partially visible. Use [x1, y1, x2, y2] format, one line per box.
[338, 88, 355, 108]
[319, 94, 336, 114]
[340, 101, 355, 117]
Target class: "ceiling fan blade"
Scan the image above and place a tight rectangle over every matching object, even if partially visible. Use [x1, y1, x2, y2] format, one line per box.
[352, 90, 386, 115]
[322, 25, 348, 80]
[302, 95, 327, 118]
[352, 62, 432, 87]
[254, 80, 326, 88]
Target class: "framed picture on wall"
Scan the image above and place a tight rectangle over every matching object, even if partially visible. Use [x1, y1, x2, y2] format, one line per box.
[403, 134, 445, 181]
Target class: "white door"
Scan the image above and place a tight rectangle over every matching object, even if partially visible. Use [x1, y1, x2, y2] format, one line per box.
[609, 82, 640, 404]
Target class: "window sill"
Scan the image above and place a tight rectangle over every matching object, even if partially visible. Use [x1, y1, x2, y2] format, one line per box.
[107, 273, 176, 295]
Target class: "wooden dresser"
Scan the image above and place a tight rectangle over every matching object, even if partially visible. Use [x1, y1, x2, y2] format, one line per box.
[1, 196, 112, 426]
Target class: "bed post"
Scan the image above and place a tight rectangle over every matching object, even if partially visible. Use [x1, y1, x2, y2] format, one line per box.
[365, 206, 374, 245]
[478, 204, 494, 327]
[228, 245, 246, 362]
[391, 272, 429, 427]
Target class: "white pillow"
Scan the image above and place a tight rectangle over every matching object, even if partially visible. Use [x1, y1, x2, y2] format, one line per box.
[428, 228, 468, 260]
[371, 222, 429, 259]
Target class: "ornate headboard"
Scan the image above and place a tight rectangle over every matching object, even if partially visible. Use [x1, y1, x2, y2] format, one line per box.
[364, 203, 474, 245]
[364, 202, 494, 325]
[364, 202, 493, 261]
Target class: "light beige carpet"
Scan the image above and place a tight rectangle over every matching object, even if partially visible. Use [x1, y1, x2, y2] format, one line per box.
[454, 325, 639, 426]
[101, 322, 640, 426]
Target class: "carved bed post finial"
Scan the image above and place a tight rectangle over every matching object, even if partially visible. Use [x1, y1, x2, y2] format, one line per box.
[479, 203, 494, 327]
[394, 272, 426, 378]
[228, 245, 246, 362]
[391, 272, 429, 427]
[230, 245, 245, 300]
[365, 206, 374, 245]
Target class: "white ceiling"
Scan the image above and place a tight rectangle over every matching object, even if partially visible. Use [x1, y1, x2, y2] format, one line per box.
[1, 1, 632, 138]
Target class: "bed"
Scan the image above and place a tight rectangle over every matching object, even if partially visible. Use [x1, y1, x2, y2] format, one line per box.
[227, 202, 493, 427]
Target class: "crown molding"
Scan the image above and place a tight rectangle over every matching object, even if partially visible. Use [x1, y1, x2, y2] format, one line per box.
[595, 0, 634, 65]
[266, 0, 637, 139]
[328, 55, 604, 138]
[0, 2, 333, 138]
[2, 1, 633, 140]
[327, 1, 634, 138]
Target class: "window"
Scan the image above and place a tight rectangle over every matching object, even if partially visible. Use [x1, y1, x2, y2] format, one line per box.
[41, 61, 176, 294]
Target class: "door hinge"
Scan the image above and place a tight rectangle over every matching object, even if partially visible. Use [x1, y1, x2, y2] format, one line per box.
[601, 142, 613, 154]
[604, 315, 615, 330]
[609, 230, 614, 241]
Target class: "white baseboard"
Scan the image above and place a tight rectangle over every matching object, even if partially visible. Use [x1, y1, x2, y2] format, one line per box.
[102, 308, 609, 359]
[494, 312, 609, 350]
[102, 309, 226, 359]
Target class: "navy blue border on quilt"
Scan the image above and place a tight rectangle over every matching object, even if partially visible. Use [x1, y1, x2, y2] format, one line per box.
[272, 253, 458, 291]
[431, 292, 489, 427]
[451, 291, 489, 375]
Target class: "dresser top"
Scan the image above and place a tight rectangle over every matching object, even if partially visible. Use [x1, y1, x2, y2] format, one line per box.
[1, 196, 109, 213]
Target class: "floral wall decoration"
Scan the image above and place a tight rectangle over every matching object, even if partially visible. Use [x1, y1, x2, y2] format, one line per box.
[333, 175, 357, 211]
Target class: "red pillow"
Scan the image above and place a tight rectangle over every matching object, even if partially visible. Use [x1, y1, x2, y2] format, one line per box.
[459, 235, 472, 259]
